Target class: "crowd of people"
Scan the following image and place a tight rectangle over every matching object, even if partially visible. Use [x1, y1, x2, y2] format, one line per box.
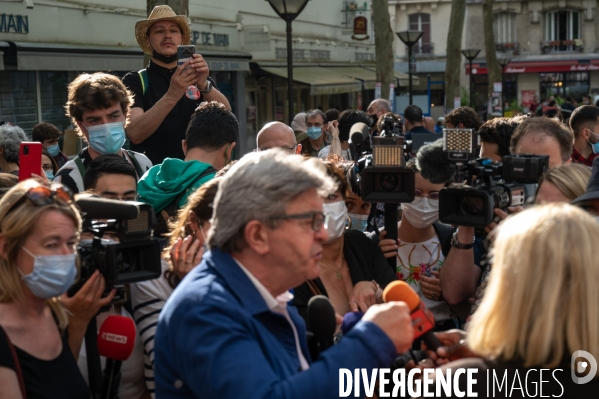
[0, 4, 598, 399]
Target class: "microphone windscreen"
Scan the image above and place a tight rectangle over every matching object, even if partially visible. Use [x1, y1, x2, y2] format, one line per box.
[97, 315, 136, 361]
[382, 281, 420, 312]
[307, 295, 337, 340]
[341, 311, 364, 335]
[76, 197, 139, 220]
[416, 138, 456, 184]
[350, 122, 370, 145]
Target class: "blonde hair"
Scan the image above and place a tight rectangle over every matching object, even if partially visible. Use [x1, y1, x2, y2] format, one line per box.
[0, 180, 82, 330]
[467, 204, 599, 372]
[536, 163, 592, 201]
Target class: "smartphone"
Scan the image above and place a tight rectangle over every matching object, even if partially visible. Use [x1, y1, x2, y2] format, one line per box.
[177, 45, 195, 70]
[18, 142, 43, 181]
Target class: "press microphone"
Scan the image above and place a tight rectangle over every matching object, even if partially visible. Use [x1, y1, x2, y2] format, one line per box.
[349, 122, 370, 145]
[76, 197, 139, 220]
[416, 138, 457, 184]
[340, 311, 364, 335]
[97, 315, 136, 399]
[383, 281, 441, 351]
[307, 295, 336, 356]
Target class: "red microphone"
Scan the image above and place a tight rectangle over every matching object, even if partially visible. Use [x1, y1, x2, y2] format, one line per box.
[97, 315, 137, 399]
[383, 281, 441, 351]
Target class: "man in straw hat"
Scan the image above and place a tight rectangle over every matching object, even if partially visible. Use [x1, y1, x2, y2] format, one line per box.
[123, 5, 231, 165]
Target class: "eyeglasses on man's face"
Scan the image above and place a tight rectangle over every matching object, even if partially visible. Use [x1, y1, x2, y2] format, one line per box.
[273, 211, 329, 232]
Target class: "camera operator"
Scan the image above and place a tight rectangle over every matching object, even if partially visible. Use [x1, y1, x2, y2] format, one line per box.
[443, 106, 483, 131]
[479, 116, 525, 162]
[319, 110, 372, 160]
[83, 154, 138, 201]
[0, 181, 90, 398]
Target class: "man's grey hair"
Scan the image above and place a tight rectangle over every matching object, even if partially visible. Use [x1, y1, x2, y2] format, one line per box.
[208, 149, 336, 253]
[372, 99, 392, 113]
[0, 124, 27, 163]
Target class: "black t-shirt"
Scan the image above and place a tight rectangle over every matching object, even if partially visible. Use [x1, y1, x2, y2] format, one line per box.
[0, 326, 90, 399]
[122, 61, 215, 165]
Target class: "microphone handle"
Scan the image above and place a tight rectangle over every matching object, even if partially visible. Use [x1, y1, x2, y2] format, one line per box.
[101, 359, 123, 399]
[422, 331, 442, 351]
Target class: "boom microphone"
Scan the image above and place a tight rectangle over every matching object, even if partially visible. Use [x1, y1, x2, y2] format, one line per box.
[307, 295, 336, 356]
[97, 315, 136, 399]
[383, 281, 441, 351]
[416, 138, 456, 184]
[76, 197, 139, 220]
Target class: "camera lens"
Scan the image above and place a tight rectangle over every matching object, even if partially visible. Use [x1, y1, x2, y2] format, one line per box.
[378, 174, 399, 192]
[461, 196, 484, 216]
[23, 146, 29, 155]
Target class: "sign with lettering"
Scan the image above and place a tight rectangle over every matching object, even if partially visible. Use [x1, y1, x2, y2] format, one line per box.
[206, 60, 249, 71]
[244, 29, 271, 52]
[275, 48, 330, 61]
[352, 16, 369, 41]
[192, 31, 229, 47]
[0, 14, 29, 34]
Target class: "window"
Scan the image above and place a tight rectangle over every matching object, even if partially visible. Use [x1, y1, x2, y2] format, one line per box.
[39, 72, 70, 133]
[494, 12, 517, 44]
[0, 71, 37, 134]
[540, 72, 589, 103]
[409, 13, 432, 54]
[545, 10, 580, 41]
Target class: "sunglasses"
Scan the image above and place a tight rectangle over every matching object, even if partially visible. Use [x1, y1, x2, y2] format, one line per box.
[5, 185, 74, 216]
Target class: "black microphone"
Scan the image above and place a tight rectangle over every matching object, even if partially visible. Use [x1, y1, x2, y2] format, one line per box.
[76, 197, 139, 220]
[416, 138, 457, 184]
[306, 295, 336, 357]
[349, 122, 370, 145]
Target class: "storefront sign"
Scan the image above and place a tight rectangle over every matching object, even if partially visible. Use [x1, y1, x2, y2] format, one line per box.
[192, 31, 229, 47]
[207, 60, 249, 71]
[275, 48, 330, 61]
[0, 14, 28, 34]
[467, 62, 599, 75]
[352, 16, 369, 41]
[244, 29, 271, 52]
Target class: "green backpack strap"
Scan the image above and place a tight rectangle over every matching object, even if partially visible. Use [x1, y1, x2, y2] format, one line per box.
[138, 69, 149, 95]
[73, 156, 86, 180]
[125, 150, 144, 179]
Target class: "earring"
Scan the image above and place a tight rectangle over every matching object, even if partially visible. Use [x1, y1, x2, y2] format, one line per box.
[345, 216, 352, 230]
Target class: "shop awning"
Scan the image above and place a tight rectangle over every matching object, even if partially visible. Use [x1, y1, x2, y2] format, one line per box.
[260, 65, 418, 96]
[3, 42, 251, 72]
[465, 53, 599, 75]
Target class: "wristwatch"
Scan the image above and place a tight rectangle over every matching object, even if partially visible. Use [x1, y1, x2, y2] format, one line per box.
[450, 229, 476, 250]
[199, 80, 213, 94]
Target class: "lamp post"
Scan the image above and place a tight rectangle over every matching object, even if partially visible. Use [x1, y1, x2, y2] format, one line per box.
[461, 49, 480, 108]
[396, 30, 423, 105]
[265, 0, 311, 125]
[498, 58, 511, 116]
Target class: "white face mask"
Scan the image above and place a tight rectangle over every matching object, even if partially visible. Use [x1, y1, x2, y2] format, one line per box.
[323, 201, 348, 242]
[401, 197, 439, 229]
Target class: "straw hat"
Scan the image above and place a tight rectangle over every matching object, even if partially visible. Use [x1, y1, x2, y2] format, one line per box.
[135, 5, 191, 54]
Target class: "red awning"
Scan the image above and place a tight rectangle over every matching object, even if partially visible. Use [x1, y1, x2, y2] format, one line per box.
[466, 58, 599, 75]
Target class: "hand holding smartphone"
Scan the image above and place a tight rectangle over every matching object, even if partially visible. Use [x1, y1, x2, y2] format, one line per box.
[177, 45, 201, 100]
[18, 142, 43, 182]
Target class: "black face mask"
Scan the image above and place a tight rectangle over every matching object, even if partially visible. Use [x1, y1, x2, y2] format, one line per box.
[368, 114, 377, 128]
[152, 50, 177, 64]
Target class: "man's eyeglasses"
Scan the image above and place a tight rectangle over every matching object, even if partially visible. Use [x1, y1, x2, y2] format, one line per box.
[6, 185, 74, 215]
[414, 189, 440, 201]
[273, 212, 329, 232]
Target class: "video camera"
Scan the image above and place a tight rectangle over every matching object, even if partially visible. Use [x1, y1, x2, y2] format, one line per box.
[439, 154, 548, 227]
[68, 197, 162, 304]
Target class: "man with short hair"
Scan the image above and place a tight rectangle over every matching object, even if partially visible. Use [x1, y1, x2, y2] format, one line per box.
[256, 122, 301, 153]
[403, 105, 432, 140]
[366, 99, 392, 128]
[569, 105, 599, 167]
[154, 149, 414, 398]
[443, 106, 483, 131]
[510, 116, 573, 169]
[300, 109, 328, 157]
[478, 115, 526, 162]
[137, 101, 238, 214]
[83, 154, 138, 201]
[123, 5, 231, 165]
[55, 73, 152, 194]
[32, 122, 70, 167]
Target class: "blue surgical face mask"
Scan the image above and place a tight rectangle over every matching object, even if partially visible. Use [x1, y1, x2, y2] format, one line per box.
[306, 126, 323, 140]
[587, 130, 599, 154]
[348, 213, 369, 232]
[19, 247, 77, 299]
[44, 170, 54, 180]
[46, 144, 60, 157]
[84, 121, 126, 155]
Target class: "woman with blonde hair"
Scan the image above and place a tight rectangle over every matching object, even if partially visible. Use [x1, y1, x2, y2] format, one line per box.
[0, 180, 90, 398]
[535, 163, 592, 204]
[431, 203, 599, 395]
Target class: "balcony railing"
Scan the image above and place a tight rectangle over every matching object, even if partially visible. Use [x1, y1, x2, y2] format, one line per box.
[495, 42, 519, 56]
[541, 39, 584, 54]
[409, 42, 434, 56]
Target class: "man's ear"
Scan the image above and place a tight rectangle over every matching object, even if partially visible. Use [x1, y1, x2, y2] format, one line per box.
[227, 142, 236, 158]
[182, 140, 188, 156]
[243, 220, 270, 255]
[296, 143, 303, 154]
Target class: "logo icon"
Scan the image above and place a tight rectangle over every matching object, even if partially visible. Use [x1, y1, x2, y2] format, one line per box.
[571, 350, 597, 384]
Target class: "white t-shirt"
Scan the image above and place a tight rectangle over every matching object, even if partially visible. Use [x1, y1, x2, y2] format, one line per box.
[395, 235, 452, 322]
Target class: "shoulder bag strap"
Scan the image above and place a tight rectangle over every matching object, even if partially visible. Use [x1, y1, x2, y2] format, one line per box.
[125, 150, 144, 179]
[73, 156, 86, 181]
[138, 69, 149, 95]
[0, 326, 27, 399]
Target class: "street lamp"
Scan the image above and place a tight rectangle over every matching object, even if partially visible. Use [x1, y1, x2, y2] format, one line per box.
[498, 58, 511, 116]
[396, 30, 423, 105]
[265, 0, 311, 125]
[461, 49, 480, 108]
